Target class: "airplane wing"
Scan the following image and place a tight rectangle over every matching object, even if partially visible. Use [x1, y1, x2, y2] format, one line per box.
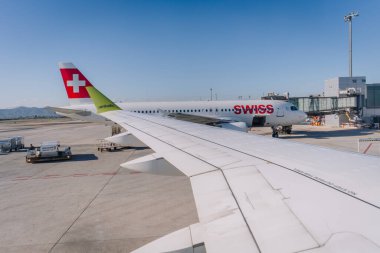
[82, 85, 380, 253]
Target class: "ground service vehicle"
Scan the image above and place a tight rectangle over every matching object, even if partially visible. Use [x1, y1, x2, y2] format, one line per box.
[26, 141, 71, 163]
[13, 136, 25, 150]
[0, 139, 11, 153]
[0, 136, 24, 152]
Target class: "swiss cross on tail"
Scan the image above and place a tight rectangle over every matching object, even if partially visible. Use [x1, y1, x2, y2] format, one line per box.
[59, 62, 93, 99]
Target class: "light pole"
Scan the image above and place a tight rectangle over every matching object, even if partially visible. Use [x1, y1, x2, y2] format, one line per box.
[344, 11, 359, 77]
[210, 88, 213, 101]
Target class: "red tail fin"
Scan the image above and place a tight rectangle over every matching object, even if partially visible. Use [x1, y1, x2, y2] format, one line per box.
[59, 62, 93, 104]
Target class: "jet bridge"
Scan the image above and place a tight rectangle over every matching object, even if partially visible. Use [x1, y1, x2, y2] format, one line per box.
[288, 96, 362, 116]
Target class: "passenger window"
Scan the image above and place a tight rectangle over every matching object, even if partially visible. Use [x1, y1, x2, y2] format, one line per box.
[206, 109, 208, 112]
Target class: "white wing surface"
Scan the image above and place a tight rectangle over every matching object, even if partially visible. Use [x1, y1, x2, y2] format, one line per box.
[100, 110, 380, 253]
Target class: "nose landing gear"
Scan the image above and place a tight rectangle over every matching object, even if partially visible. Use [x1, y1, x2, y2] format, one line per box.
[271, 125, 292, 138]
[272, 130, 279, 138]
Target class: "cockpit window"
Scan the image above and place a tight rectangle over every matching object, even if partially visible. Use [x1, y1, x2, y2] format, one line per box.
[290, 106, 298, 111]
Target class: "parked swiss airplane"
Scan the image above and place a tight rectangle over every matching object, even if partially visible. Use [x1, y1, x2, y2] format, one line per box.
[57, 63, 306, 137]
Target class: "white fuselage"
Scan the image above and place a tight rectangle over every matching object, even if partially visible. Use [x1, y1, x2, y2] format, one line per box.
[63, 99, 307, 127]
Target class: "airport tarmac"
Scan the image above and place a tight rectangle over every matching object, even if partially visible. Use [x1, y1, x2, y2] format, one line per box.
[0, 119, 198, 253]
[251, 124, 380, 156]
[0, 119, 379, 253]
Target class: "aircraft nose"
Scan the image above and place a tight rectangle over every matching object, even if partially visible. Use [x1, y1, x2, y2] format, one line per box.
[300, 111, 307, 121]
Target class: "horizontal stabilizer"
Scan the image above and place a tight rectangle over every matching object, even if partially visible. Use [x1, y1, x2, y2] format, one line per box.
[120, 153, 184, 176]
[131, 223, 205, 253]
[48, 106, 106, 122]
[48, 106, 92, 116]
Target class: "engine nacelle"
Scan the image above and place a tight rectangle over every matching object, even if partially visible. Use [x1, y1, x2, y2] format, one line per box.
[218, 122, 248, 132]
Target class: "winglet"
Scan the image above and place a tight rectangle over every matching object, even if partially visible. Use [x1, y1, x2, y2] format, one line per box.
[85, 86, 121, 113]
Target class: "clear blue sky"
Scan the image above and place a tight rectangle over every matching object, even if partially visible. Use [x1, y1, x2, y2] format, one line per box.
[0, 0, 379, 108]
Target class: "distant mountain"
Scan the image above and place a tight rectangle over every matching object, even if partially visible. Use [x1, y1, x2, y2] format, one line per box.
[0, 107, 62, 120]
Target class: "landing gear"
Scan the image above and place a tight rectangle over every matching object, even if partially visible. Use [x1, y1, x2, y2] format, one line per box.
[283, 126, 292, 134]
[271, 126, 280, 138]
[271, 125, 292, 137]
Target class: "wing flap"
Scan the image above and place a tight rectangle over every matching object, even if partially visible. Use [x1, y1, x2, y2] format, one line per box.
[130, 226, 193, 253]
[190, 171, 260, 253]
[223, 165, 318, 253]
[131, 223, 206, 253]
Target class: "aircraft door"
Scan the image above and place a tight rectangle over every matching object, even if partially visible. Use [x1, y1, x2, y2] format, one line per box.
[276, 106, 284, 117]
[252, 116, 266, 127]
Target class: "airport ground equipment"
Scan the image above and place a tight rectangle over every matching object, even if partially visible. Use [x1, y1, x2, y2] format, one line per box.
[97, 139, 122, 152]
[1, 138, 15, 151]
[0, 139, 11, 153]
[0, 136, 25, 152]
[13, 136, 24, 150]
[26, 141, 71, 163]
